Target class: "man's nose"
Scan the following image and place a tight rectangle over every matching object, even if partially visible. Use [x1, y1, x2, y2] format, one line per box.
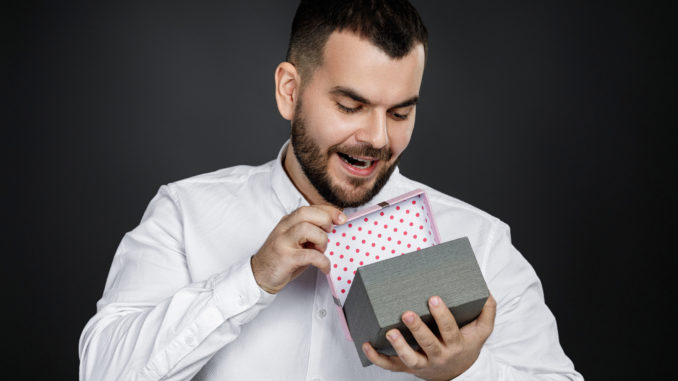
[356, 110, 388, 149]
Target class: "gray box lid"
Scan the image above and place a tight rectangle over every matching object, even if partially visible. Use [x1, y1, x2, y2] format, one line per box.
[343, 237, 489, 366]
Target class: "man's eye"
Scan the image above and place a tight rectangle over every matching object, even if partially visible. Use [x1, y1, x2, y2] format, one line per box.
[390, 111, 409, 121]
[336, 102, 362, 114]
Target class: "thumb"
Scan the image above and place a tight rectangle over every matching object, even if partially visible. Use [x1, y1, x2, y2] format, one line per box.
[315, 204, 347, 225]
[463, 294, 496, 341]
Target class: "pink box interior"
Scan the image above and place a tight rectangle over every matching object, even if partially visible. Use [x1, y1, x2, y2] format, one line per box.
[324, 189, 441, 340]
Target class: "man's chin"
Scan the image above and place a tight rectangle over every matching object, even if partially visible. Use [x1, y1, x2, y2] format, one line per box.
[329, 181, 380, 208]
[332, 160, 399, 207]
[337, 191, 370, 207]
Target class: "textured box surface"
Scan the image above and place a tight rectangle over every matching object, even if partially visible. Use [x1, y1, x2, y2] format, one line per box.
[343, 237, 489, 366]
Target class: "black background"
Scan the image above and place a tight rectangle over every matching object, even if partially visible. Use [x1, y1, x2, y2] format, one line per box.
[6, 1, 672, 379]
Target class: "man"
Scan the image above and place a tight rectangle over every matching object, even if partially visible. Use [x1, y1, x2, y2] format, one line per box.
[79, 1, 583, 380]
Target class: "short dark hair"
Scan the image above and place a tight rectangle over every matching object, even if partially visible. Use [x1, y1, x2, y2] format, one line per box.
[286, 0, 428, 84]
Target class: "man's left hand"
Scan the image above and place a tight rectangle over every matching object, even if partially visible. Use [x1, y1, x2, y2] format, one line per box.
[363, 294, 496, 381]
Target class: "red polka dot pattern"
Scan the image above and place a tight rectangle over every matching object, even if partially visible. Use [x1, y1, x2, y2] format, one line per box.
[324, 193, 437, 305]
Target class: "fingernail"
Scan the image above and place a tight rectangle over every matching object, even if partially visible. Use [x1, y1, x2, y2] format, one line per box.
[362, 343, 371, 353]
[430, 296, 440, 307]
[403, 312, 415, 324]
[338, 213, 346, 224]
[387, 331, 399, 341]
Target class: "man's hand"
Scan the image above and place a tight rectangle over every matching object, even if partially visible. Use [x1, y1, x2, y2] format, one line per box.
[251, 205, 346, 294]
[363, 294, 496, 381]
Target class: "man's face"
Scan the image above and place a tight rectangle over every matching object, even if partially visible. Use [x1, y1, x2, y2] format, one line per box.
[288, 31, 426, 208]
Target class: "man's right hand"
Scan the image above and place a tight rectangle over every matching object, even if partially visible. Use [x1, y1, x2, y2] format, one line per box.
[251, 205, 346, 294]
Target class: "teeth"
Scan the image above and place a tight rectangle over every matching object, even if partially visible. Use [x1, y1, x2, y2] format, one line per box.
[340, 153, 372, 169]
[349, 155, 369, 168]
[352, 158, 370, 168]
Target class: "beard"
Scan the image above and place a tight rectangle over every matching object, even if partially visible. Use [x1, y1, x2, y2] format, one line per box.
[290, 101, 401, 208]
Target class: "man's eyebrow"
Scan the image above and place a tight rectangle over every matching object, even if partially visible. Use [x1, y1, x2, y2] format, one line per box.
[330, 86, 419, 109]
[391, 96, 419, 109]
[330, 87, 371, 104]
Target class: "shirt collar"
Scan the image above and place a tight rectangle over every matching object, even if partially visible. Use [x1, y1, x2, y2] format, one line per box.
[271, 140, 309, 214]
[270, 139, 402, 214]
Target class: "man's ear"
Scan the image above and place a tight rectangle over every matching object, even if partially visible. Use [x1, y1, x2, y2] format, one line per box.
[274, 62, 300, 121]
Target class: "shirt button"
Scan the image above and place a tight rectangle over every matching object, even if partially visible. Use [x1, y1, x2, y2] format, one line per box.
[317, 308, 327, 319]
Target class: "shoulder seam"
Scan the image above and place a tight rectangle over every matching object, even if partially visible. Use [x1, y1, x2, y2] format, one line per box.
[171, 164, 273, 186]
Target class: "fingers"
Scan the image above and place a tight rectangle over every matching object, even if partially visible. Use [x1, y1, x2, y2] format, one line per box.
[385, 327, 428, 369]
[400, 310, 443, 360]
[428, 296, 460, 345]
[461, 294, 497, 343]
[282, 205, 346, 232]
[367, 297, 495, 379]
[362, 342, 409, 372]
[299, 248, 331, 274]
[251, 205, 346, 294]
[282, 221, 332, 272]
[475, 294, 497, 337]
[287, 221, 329, 252]
[313, 204, 347, 225]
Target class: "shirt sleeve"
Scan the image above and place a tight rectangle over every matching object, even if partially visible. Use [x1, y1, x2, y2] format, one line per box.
[78, 185, 276, 381]
[455, 221, 584, 381]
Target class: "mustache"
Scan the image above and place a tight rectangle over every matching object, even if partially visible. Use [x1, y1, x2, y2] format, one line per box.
[329, 144, 393, 161]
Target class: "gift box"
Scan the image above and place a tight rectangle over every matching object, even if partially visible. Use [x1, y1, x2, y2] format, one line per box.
[325, 190, 440, 308]
[323, 189, 488, 366]
[343, 237, 489, 366]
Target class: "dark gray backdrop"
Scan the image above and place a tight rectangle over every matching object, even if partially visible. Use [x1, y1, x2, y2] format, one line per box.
[6, 0, 671, 379]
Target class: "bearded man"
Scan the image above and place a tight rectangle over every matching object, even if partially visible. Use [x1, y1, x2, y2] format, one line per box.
[79, 1, 582, 380]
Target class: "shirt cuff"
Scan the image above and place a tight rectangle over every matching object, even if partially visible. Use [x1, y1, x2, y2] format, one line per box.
[212, 256, 276, 319]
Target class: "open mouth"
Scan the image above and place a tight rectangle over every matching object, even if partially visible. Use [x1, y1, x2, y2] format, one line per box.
[337, 152, 374, 169]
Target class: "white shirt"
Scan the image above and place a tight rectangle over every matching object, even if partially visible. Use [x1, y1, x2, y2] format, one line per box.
[79, 142, 583, 380]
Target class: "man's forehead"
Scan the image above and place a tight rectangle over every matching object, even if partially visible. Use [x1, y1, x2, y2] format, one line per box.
[317, 30, 426, 106]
